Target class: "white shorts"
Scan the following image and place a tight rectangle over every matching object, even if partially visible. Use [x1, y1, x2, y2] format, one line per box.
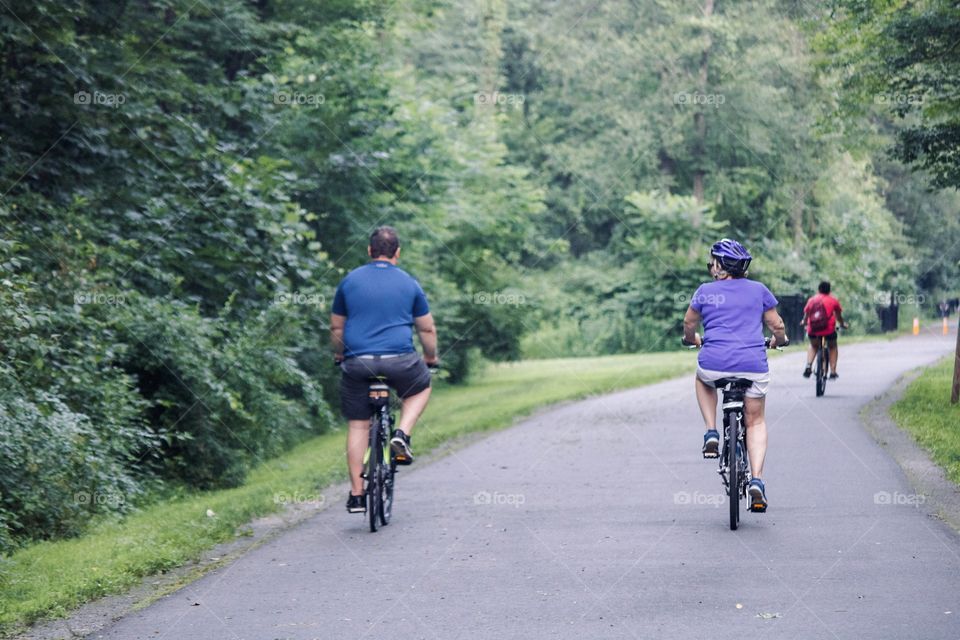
[696, 367, 770, 399]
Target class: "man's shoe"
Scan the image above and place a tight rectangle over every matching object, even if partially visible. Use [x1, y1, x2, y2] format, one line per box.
[346, 493, 366, 513]
[390, 430, 414, 465]
[829, 372, 839, 380]
[802, 365, 812, 378]
[748, 479, 767, 512]
[702, 429, 720, 459]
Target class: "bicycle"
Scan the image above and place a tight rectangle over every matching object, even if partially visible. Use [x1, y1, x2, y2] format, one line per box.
[683, 335, 787, 530]
[813, 334, 828, 397]
[810, 325, 844, 397]
[361, 366, 439, 533]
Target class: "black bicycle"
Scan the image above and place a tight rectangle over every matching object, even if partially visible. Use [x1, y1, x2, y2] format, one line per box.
[683, 336, 787, 529]
[813, 334, 828, 397]
[362, 366, 438, 532]
[362, 376, 394, 532]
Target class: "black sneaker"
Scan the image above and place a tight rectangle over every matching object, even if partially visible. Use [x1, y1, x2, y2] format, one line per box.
[802, 365, 812, 378]
[702, 429, 720, 459]
[390, 430, 414, 465]
[829, 372, 839, 380]
[748, 479, 767, 512]
[346, 493, 366, 513]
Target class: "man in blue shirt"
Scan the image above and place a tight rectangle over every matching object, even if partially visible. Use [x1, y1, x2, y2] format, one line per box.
[331, 226, 438, 514]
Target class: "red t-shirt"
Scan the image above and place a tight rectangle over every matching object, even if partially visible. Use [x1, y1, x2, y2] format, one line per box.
[804, 293, 842, 336]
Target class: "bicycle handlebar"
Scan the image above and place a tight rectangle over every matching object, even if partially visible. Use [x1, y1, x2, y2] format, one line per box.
[681, 335, 789, 349]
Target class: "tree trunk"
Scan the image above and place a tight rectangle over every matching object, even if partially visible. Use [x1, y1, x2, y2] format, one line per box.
[693, 0, 715, 204]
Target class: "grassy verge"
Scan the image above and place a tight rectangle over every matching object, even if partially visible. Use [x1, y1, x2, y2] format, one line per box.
[0, 351, 695, 634]
[890, 356, 960, 485]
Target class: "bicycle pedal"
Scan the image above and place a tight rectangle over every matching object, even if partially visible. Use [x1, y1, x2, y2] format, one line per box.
[749, 502, 767, 513]
[393, 455, 412, 466]
[702, 452, 719, 459]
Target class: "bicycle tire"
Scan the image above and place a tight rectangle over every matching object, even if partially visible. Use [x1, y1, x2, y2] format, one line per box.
[726, 411, 740, 530]
[379, 411, 394, 526]
[367, 420, 381, 533]
[815, 343, 827, 397]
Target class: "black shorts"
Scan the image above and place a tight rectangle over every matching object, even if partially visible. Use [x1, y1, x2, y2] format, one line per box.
[808, 331, 838, 342]
[339, 353, 431, 420]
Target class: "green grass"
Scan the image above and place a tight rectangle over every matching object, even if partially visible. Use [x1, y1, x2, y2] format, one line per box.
[890, 356, 960, 485]
[0, 351, 695, 634]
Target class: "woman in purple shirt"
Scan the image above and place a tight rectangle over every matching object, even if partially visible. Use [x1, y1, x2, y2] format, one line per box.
[682, 239, 787, 511]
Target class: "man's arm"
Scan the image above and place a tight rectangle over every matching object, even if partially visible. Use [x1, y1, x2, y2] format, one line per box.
[330, 313, 346, 362]
[835, 308, 847, 329]
[764, 308, 788, 347]
[414, 313, 438, 365]
[683, 306, 702, 346]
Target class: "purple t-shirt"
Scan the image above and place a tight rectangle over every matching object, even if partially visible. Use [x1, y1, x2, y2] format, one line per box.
[690, 279, 778, 373]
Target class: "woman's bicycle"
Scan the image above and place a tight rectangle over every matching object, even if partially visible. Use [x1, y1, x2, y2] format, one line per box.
[683, 336, 787, 530]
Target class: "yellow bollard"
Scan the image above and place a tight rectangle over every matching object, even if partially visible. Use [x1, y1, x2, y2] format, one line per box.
[913, 317, 920, 335]
[946, 317, 950, 335]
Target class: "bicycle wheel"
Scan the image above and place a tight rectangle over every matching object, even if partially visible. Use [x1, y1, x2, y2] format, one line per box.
[726, 412, 740, 530]
[815, 344, 827, 397]
[379, 417, 394, 526]
[367, 422, 382, 533]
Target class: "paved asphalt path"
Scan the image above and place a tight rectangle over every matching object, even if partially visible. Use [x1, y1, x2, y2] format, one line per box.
[98, 333, 959, 640]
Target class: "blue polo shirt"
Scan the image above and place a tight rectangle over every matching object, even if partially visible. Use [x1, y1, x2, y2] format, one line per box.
[332, 260, 430, 357]
[690, 278, 778, 373]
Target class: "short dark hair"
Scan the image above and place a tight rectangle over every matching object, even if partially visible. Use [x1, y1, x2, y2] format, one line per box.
[369, 226, 399, 259]
[818, 281, 831, 294]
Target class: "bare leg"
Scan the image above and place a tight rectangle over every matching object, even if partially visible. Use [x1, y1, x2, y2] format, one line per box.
[346, 419, 369, 496]
[806, 338, 818, 367]
[828, 340, 839, 375]
[744, 396, 767, 479]
[695, 377, 718, 430]
[398, 386, 432, 435]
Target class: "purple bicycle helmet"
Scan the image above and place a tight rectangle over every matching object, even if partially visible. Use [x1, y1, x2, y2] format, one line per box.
[710, 238, 752, 276]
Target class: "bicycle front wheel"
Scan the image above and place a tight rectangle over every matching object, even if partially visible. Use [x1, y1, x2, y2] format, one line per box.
[726, 412, 740, 531]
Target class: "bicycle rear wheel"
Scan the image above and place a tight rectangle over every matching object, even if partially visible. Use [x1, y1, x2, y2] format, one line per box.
[815, 344, 827, 397]
[726, 412, 740, 530]
[367, 423, 382, 533]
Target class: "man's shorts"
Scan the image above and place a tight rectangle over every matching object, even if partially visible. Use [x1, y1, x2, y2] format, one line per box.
[696, 366, 770, 399]
[807, 331, 838, 342]
[339, 352, 432, 420]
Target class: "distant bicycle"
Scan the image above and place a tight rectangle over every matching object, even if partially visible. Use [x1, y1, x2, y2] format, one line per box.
[812, 334, 828, 397]
[683, 336, 787, 529]
[811, 326, 844, 397]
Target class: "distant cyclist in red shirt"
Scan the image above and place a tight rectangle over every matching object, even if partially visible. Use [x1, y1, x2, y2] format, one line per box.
[801, 281, 848, 379]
